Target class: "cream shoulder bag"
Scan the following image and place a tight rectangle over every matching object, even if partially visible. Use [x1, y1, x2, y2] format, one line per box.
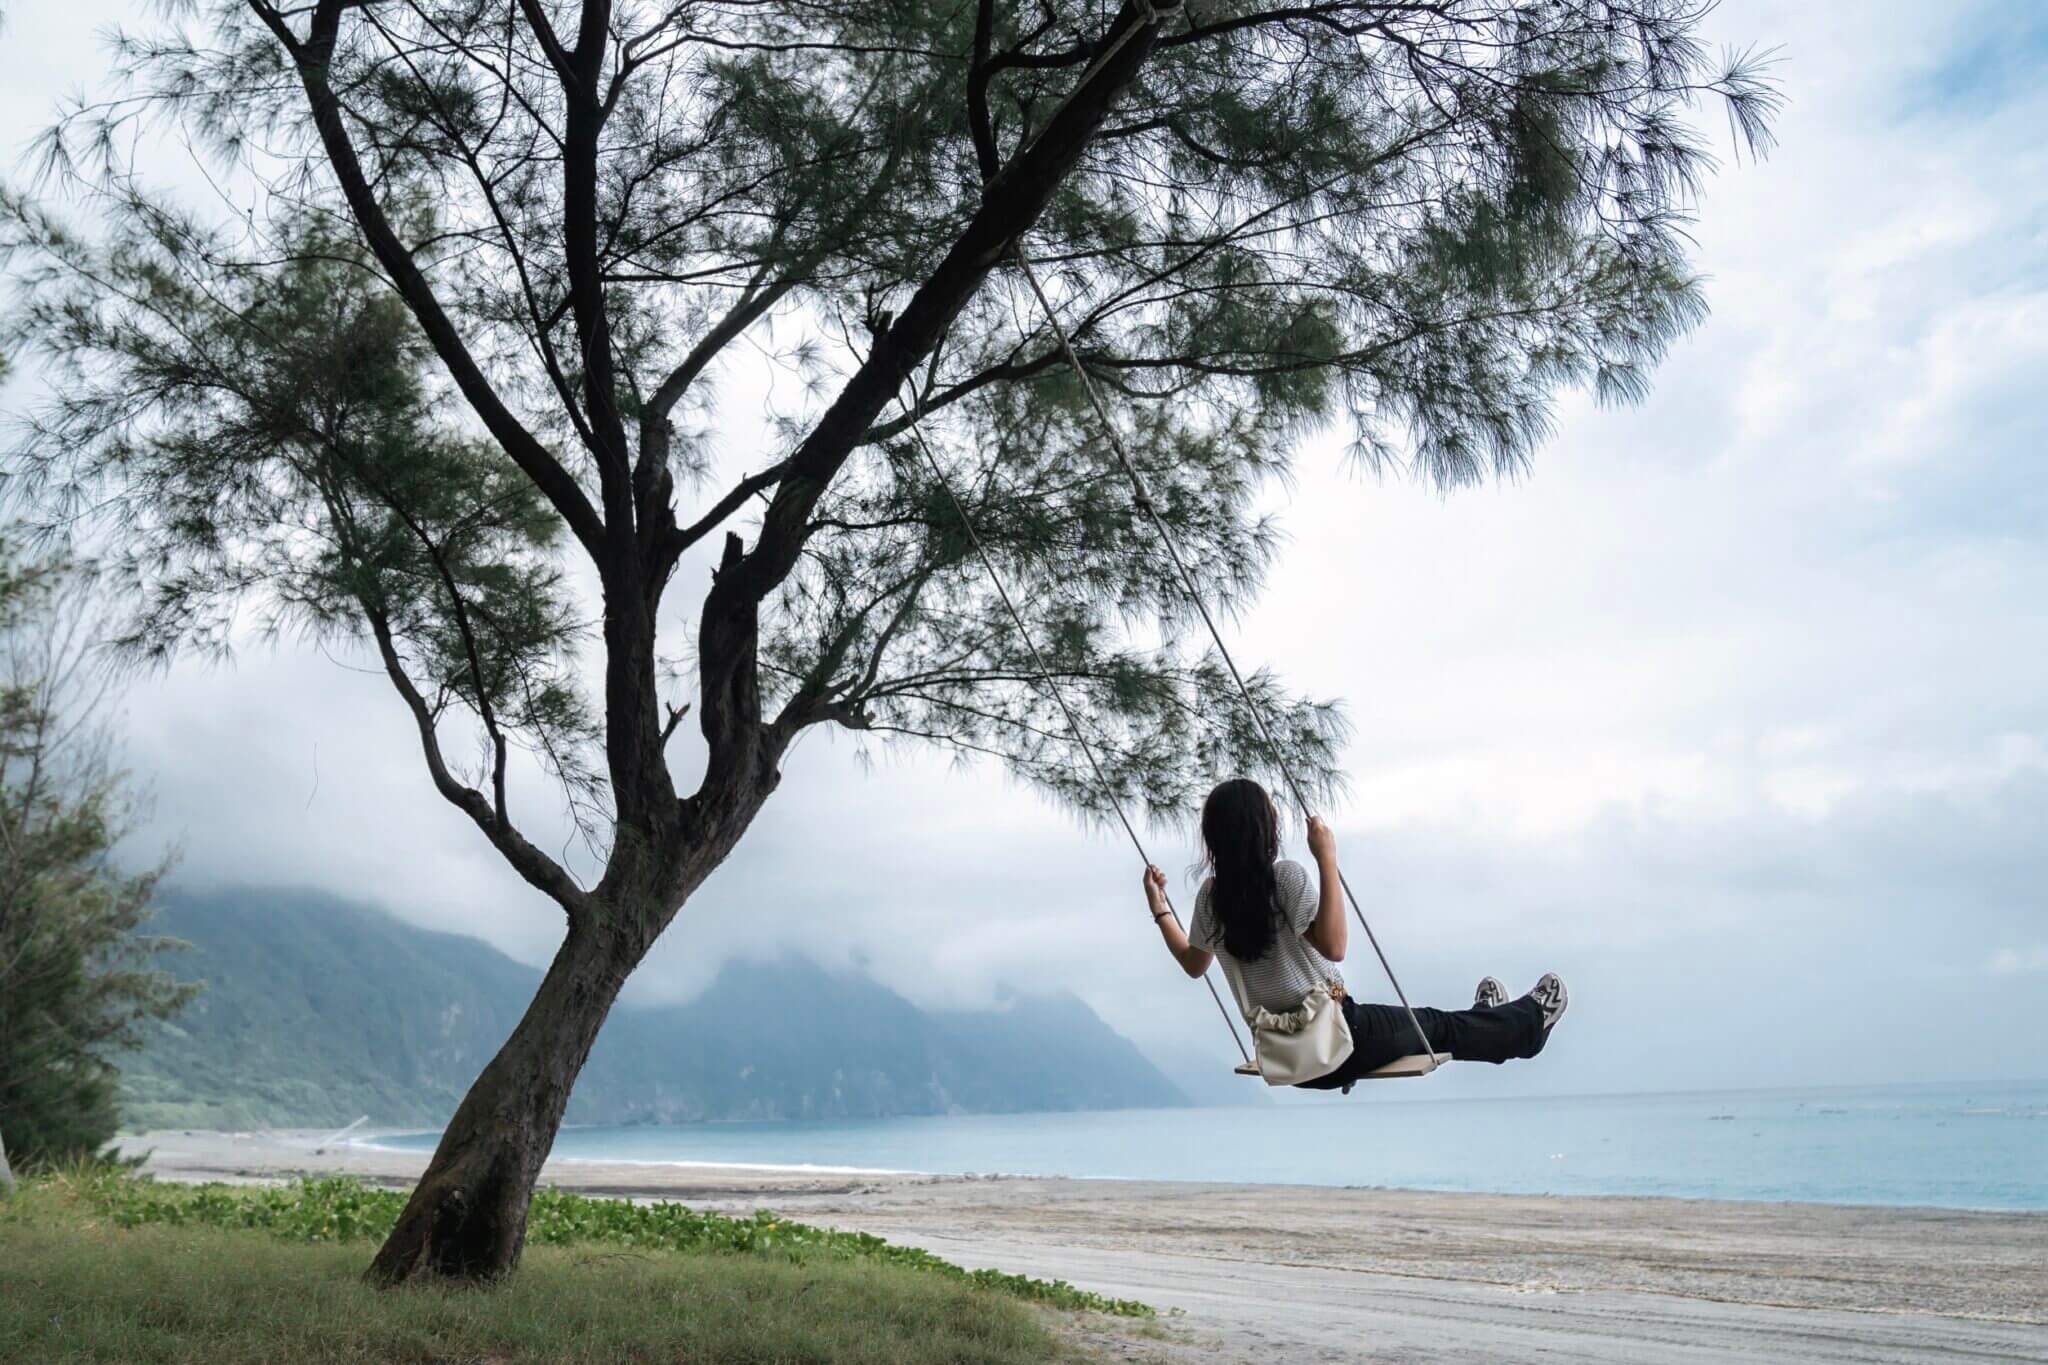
[1246, 980, 1353, 1086]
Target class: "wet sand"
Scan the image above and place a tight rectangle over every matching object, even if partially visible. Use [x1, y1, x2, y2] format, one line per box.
[124, 1129, 2048, 1363]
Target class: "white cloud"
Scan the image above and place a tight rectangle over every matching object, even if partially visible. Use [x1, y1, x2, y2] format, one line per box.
[1988, 947, 2048, 977]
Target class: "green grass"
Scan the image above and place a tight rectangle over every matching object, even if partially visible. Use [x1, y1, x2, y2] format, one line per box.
[0, 1174, 1119, 1364]
[64, 1170, 1147, 1317]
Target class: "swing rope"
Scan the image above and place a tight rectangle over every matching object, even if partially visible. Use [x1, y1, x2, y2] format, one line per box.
[896, 379, 1254, 1067]
[1008, 244, 1438, 1065]
[883, 0, 1435, 1067]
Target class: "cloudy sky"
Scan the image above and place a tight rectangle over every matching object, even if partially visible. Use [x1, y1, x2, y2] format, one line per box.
[5, 1, 2045, 1102]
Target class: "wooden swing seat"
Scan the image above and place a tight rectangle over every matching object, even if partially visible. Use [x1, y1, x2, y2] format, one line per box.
[1235, 1051, 1451, 1081]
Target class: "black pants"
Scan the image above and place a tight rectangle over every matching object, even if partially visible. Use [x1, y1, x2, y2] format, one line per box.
[1295, 993, 1548, 1090]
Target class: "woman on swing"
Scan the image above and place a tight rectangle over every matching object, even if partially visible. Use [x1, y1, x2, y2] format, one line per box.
[1144, 777, 1567, 1088]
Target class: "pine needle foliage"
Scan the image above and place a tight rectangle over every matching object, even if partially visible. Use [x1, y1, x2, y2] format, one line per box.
[0, 547, 191, 1167]
[8, 0, 1777, 840]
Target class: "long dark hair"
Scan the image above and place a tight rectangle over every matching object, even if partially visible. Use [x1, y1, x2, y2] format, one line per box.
[1199, 778, 1283, 963]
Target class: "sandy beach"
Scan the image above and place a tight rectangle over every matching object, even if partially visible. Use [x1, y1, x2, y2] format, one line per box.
[122, 1129, 2048, 1364]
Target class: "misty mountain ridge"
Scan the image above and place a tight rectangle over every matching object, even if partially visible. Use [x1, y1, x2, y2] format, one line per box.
[123, 887, 1188, 1130]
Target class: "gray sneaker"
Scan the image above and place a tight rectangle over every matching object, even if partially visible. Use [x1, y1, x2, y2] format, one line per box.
[1473, 976, 1508, 1009]
[1529, 973, 1569, 1030]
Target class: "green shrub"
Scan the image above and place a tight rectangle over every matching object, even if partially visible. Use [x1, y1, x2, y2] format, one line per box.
[0, 1176, 1079, 1365]
[72, 1169, 1152, 1317]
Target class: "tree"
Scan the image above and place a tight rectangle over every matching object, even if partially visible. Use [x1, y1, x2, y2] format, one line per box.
[0, 545, 192, 1170]
[0, 345, 8, 1204]
[6, 0, 1776, 1281]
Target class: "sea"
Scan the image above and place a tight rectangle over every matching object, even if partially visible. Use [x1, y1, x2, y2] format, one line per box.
[372, 1078, 2048, 1211]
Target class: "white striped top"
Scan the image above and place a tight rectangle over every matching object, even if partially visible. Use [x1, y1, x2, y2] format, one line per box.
[1188, 859, 1345, 1018]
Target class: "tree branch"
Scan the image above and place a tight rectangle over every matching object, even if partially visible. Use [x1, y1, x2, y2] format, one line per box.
[966, 0, 1000, 182]
[248, 0, 607, 557]
[364, 606, 589, 916]
[687, 0, 1180, 796]
[640, 81, 925, 549]
[556, 0, 638, 533]
[667, 458, 791, 556]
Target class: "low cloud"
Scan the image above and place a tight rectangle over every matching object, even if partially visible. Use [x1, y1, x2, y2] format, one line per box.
[1988, 947, 2048, 977]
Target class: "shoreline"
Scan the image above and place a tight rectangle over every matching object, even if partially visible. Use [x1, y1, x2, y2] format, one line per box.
[362, 1144, 922, 1179]
[339, 1127, 2047, 1216]
[113, 1129, 2048, 1362]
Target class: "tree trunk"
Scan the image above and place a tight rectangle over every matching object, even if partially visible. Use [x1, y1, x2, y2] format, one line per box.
[0, 1123, 13, 1194]
[365, 919, 642, 1284]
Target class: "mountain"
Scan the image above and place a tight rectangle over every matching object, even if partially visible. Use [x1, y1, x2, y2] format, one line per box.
[122, 887, 1188, 1129]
